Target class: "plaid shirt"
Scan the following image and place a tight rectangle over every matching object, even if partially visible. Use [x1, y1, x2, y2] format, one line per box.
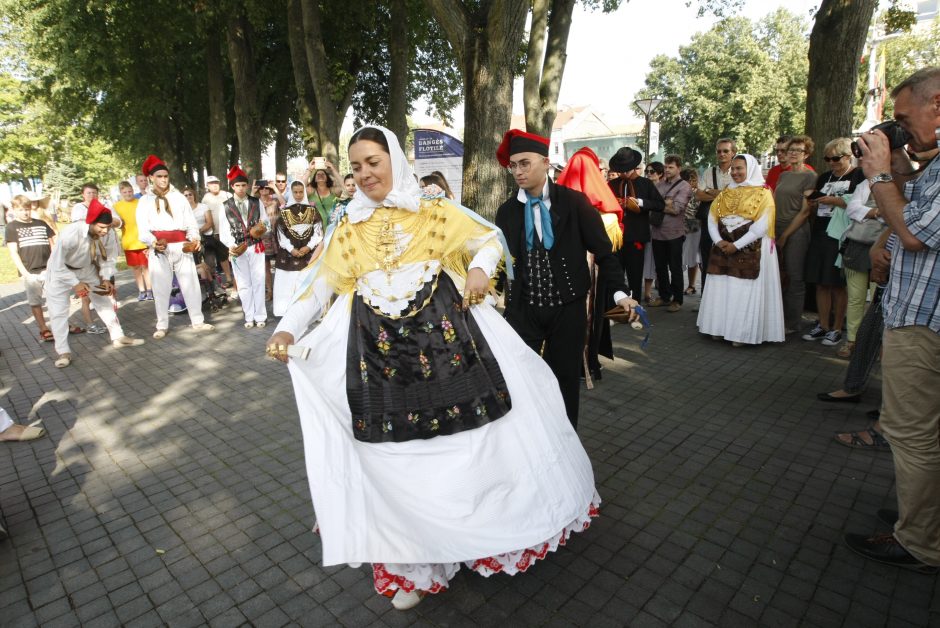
[883, 156, 940, 333]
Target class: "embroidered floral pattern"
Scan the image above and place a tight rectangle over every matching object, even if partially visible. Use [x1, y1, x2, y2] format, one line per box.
[449, 353, 462, 368]
[474, 404, 488, 417]
[407, 412, 420, 424]
[381, 420, 393, 434]
[376, 326, 391, 356]
[429, 418, 440, 431]
[360, 358, 368, 383]
[383, 366, 397, 379]
[354, 419, 366, 433]
[419, 351, 432, 379]
[421, 321, 434, 334]
[397, 325, 410, 338]
[446, 405, 461, 420]
[441, 315, 456, 343]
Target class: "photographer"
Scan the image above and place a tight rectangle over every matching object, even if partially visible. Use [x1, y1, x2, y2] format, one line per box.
[844, 67, 940, 574]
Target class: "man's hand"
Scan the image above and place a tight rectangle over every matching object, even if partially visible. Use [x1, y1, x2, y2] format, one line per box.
[870, 246, 891, 284]
[74, 282, 90, 298]
[266, 331, 295, 363]
[99, 279, 115, 296]
[856, 130, 893, 179]
[462, 267, 490, 310]
[615, 296, 640, 324]
[153, 239, 168, 253]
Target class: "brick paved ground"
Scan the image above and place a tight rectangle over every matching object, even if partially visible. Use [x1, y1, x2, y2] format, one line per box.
[1, 272, 938, 627]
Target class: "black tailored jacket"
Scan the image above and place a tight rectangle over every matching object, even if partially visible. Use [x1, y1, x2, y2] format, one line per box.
[608, 176, 665, 243]
[495, 179, 628, 312]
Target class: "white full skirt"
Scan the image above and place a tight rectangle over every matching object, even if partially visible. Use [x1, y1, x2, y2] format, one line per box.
[273, 266, 313, 317]
[696, 237, 785, 345]
[286, 293, 598, 566]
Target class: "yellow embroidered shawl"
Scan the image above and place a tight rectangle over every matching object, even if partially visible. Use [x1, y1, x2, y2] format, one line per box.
[318, 196, 498, 295]
[710, 186, 776, 238]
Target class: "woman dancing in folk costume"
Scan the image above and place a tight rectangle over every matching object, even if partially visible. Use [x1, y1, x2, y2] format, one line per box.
[696, 154, 785, 346]
[266, 126, 602, 611]
[555, 146, 624, 386]
[272, 181, 324, 317]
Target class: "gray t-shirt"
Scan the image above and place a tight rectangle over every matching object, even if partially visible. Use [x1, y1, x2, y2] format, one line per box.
[201, 191, 232, 235]
[773, 170, 816, 235]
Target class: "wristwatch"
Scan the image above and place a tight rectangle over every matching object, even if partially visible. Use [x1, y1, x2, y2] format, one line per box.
[868, 172, 894, 187]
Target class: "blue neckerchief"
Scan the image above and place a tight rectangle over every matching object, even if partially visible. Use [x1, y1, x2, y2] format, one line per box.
[524, 192, 554, 251]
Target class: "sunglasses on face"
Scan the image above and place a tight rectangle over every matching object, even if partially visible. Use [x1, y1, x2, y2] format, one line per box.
[276, 179, 287, 183]
[823, 155, 847, 162]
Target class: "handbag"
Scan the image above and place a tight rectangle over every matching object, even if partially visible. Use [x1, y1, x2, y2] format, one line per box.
[843, 218, 886, 245]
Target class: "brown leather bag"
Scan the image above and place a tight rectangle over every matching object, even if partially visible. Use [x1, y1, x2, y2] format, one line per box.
[231, 242, 248, 257]
[604, 305, 633, 324]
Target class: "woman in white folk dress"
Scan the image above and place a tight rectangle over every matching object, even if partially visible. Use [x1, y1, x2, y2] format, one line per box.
[266, 126, 602, 611]
[697, 153, 785, 346]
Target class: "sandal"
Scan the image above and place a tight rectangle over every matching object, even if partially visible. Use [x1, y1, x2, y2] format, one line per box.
[684, 286, 697, 295]
[39, 330, 54, 342]
[68, 325, 85, 335]
[833, 427, 890, 450]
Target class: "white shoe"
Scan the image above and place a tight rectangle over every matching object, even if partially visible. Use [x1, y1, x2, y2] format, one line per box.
[256, 321, 266, 328]
[153, 329, 167, 339]
[244, 321, 255, 329]
[192, 323, 215, 332]
[391, 589, 425, 611]
[112, 337, 145, 348]
[54, 353, 72, 368]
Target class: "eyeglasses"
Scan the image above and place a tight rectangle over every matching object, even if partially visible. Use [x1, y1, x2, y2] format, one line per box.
[716, 149, 733, 154]
[275, 179, 287, 183]
[645, 169, 654, 174]
[776, 148, 788, 154]
[507, 160, 535, 173]
[823, 154, 847, 162]
[787, 148, 805, 154]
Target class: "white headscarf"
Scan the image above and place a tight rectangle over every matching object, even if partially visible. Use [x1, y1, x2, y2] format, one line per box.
[345, 125, 423, 223]
[727, 153, 765, 189]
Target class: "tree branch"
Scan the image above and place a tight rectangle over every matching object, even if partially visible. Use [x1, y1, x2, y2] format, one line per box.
[423, 0, 471, 67]
[524, 0, 549, 130]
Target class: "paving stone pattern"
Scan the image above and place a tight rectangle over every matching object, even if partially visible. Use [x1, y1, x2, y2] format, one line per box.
[0, 273, 938, 627]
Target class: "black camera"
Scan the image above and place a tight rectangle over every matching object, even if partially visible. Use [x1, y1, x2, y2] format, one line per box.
[851, 120, 913, 158]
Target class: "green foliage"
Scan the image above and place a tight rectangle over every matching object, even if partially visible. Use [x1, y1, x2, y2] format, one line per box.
[884, 0, 917, 34]
[636, 9, 809, 165]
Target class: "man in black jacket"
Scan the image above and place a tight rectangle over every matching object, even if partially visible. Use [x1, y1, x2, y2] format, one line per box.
[607, 147, 665, 303]
[495, 130, 638, 429]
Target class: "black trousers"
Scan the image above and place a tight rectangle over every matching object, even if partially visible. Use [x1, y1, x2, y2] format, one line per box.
[505, 297, 587, 429]
[699, 218, 712, 288]
[619, 241, 647, 301]
[652, 236, 685, 304]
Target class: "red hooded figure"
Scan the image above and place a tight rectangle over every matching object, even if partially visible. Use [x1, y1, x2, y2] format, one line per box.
[556, 147, 623, 251]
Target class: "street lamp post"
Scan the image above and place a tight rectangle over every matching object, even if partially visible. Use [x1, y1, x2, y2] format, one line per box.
[633, 97, 663, 163]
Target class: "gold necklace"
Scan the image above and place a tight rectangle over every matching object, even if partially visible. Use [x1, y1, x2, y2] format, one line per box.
[280, 205, 318, 239]
[338, 206, 443, 281]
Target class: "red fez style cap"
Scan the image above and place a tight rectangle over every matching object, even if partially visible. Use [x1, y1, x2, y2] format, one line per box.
[496, 129, 551, 167]
[141, 155, 168, 176]
[227, 165, 249, 184]
[85, 198, 113, 225]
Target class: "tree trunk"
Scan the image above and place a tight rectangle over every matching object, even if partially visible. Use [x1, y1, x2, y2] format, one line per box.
[300, 0, 342, 164]
[206, 32, 229, 180]
[226, 11, 263, 179]
[524, 0, 574, 137]
[286, 0, 321, 159]
[388, 0, 410, 141]
[425, 0, 528, 218]
[805, 0, 877, 172]
[275, 97, 290, 173]
[523, 0, 549, 133]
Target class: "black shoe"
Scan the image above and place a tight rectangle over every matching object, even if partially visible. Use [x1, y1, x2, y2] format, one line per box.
[817, 391, 862, 403]
[877, 509, 899, 527]
[844, 532, 939, 574]
[866, 409, 881, 420]
[589, 368, 602, 381]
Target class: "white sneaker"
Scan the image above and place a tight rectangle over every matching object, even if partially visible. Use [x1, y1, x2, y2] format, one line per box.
[391, 589, 425, 611]
[821, 330, 842, 346]
[153, 329, 167, 339]
[192, 323, 215, 332]
[244, 321, 255, 329]
[255, 321, 266, 328]
[112, 337, 145, 348]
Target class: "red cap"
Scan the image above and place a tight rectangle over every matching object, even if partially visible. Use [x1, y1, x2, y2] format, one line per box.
[227, 165, 249, 184]
[496, 129, 550, 167]
[85, 198, 112, 225]
[141, 155, 168, 176]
